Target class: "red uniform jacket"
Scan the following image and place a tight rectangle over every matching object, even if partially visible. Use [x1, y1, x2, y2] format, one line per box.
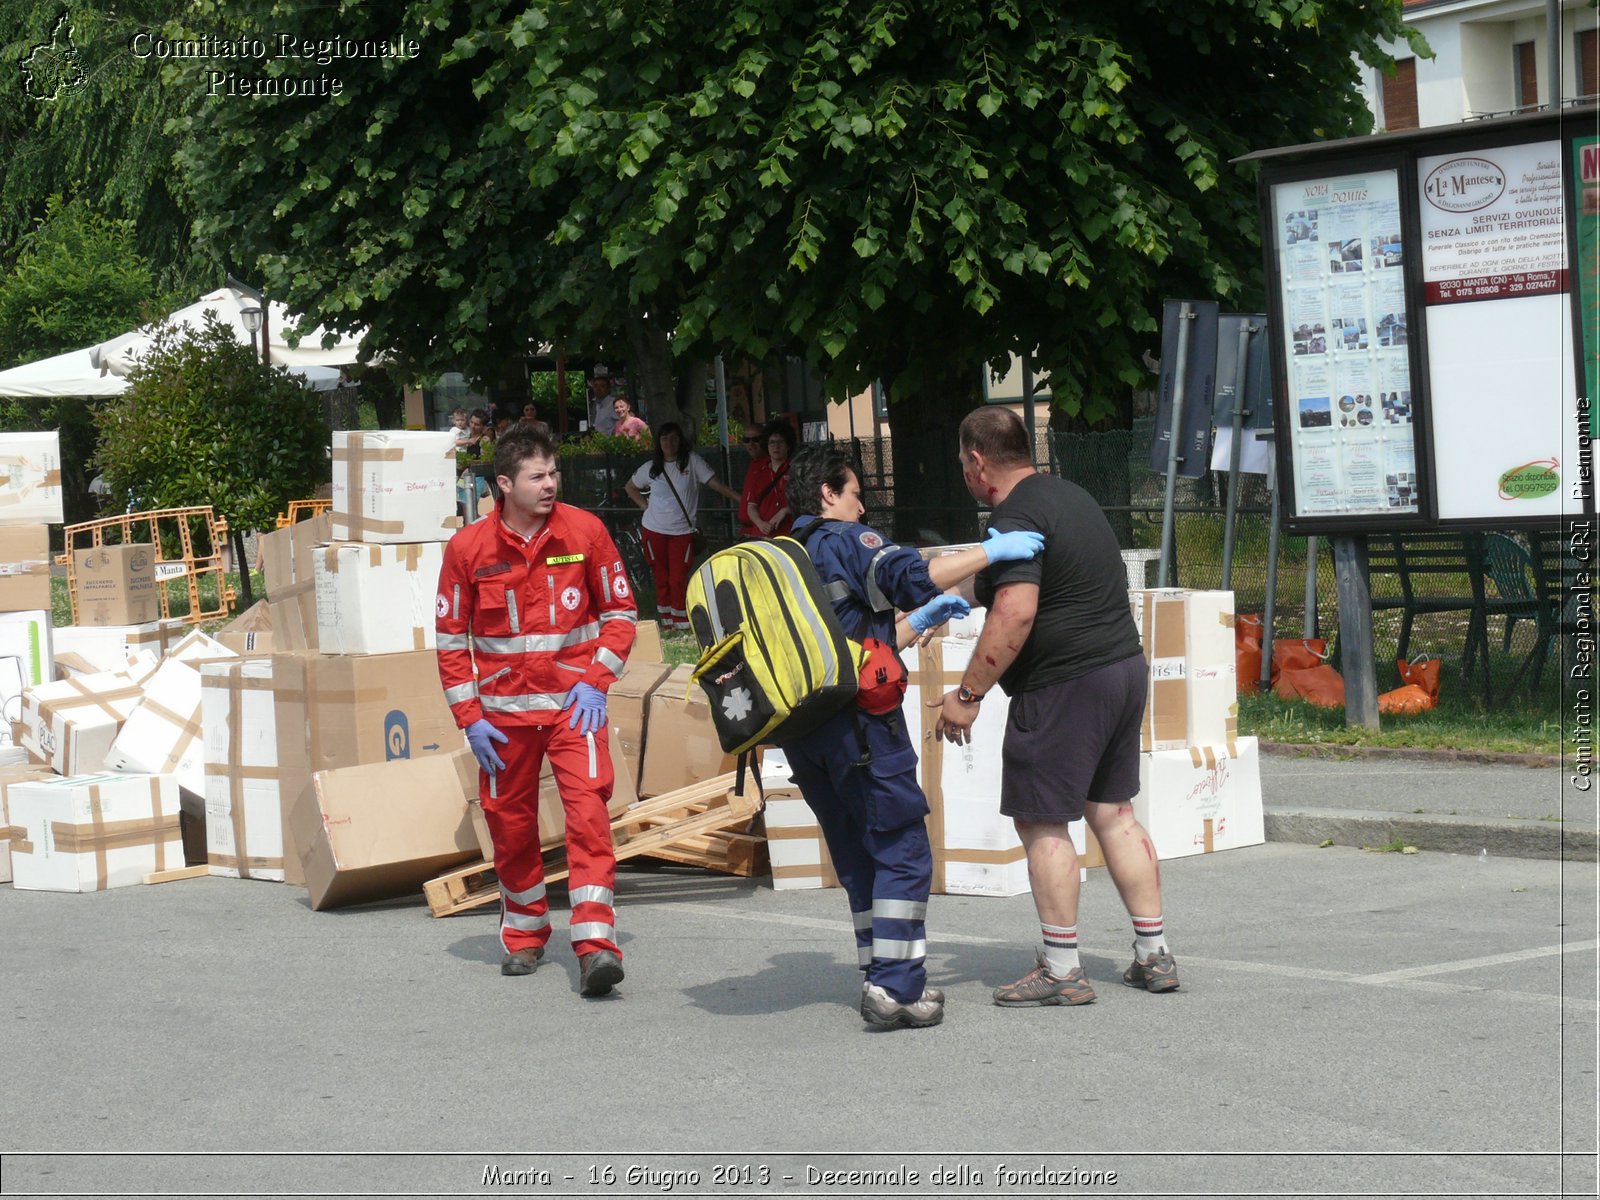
[436, 501, 638, 728]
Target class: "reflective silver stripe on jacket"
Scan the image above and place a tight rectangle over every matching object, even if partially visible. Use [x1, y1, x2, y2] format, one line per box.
[436, 632, 471, 651]
[872, 937, 927, 961]
[480, 692, 567, 713]
[873, 899, 927, 922]
[595, 647, 625, 676]
[505, 590, 521, 634]
[501, 880, 547, 906]
[600, 565, 612, 603]
[569, 885, 614, 908]
[452, 584, 461, 621]
[443, 681, 478, 706]
[473, 622, 601, 655]
[866, 546, 899, 612]
[570, 921, 615, 943]
[586, 730, 597, 778]
[599, 610, 638, 624]
[823, 580, 851, 604]
[502, 909, 552, 932]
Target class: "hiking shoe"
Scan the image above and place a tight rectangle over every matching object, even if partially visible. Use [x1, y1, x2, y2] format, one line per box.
[1122, 947, 1180, 993]
[992, 951, 1096, 1007]
[500, 948, 544, 977]
[578, 949, 624, 997]
[860, 981, 944, 1017]
[861, 983, 945, 1029]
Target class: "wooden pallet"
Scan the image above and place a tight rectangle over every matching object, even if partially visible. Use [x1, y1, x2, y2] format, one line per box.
[424, 772, 759, 917]
[643, 827, 768, 877]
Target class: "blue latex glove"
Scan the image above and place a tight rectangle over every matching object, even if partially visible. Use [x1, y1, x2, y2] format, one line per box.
[907, 593, 972, 635]
[465, 718, 508, 774]
[983, 526, 1045, 565]
[563, 682, 608, 736]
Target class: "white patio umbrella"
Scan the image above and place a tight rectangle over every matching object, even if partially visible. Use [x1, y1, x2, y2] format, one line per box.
[0, 347, 128, 398]
[88, 285, 366, 377]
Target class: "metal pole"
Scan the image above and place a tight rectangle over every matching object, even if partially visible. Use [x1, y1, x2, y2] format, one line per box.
[713, 354, 729, 449]
[1305, 535, 1320, 639]
[1261, 458, 1282, 694]
[1022, 352, 1037, 468]
[1220, 321, 1256, 588]
[1547, 0, 1561, 109]
[1157, 303, 1195, 588]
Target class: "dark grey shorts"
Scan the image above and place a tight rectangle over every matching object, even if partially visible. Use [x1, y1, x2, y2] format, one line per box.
[1000, 652, 1147, 823]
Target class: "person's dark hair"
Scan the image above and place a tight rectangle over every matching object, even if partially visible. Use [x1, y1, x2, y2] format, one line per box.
[787, 445, 860, 517]
[494, 428, 559, 482]
[470, 407, 490, 425]
[958, 406, 1031, 467]
[649, 421, 691, 478]
[762, 419, 797, 455]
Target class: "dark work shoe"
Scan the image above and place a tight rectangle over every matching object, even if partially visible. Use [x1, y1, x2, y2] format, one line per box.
[500, 948, 544, 977]
[578, 949, 624, 997]
[1123, 946, 1180, 992]
[861, 984, 945, 1029]
[992, 951, 1097, 1007]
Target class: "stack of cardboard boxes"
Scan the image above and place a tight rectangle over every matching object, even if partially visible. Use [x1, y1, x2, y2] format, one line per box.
[1127, 588, 1264, 859]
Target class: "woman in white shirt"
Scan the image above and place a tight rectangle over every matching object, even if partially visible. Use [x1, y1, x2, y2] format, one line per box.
[624, 422, 741, 631]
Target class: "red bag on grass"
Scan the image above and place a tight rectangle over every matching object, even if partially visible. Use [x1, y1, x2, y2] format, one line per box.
[1379, 656, 1440, 715]
[1274, 663, 1346, 708]
[1236, 613, 1264, 695]
[1271, 638, 1329, 686]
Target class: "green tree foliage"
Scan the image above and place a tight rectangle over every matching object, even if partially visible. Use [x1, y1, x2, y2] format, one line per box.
[0, 196, 159, 366]
[1, 2, 211, 291]
[172, 0, 1417, 434]
[94, 315, 330, 531]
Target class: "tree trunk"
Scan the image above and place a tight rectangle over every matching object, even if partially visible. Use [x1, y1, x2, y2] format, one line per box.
[881, 357, 983, 546]
[626, 309, 679, 427]
[232, 527, 255, 610]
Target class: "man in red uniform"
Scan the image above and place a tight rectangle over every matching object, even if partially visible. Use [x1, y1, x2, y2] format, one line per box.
[435, 428, 638, 995]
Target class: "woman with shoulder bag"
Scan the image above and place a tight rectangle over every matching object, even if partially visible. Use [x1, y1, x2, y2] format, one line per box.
[740, 419, 797, 539]
[624, 422, 741, 631]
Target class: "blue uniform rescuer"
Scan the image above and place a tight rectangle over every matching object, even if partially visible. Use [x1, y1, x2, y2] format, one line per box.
[780, 445, 1044, 1030]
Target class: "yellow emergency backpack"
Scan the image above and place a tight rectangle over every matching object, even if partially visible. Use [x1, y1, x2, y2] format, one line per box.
[686, 535, 864, 754]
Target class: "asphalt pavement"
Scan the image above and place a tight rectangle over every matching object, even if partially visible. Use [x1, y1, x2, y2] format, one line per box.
[2, 813, 1595, 1198]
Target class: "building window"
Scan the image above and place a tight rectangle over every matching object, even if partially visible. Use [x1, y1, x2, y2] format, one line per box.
[1381, 59, 1418, 130]
[1514, 41, 1539, 110]
[1580, 28, 1598, 102]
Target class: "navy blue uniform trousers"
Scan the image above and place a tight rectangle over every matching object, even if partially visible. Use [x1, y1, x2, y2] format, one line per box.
[782, 704, 933, 1003]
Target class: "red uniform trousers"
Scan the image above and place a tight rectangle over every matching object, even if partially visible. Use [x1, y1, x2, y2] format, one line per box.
[481, 721, 619, 960]
[640, 527, 695, 630]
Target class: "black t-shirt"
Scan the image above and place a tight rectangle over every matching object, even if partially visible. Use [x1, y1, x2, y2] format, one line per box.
[974, 472, 1142, 694]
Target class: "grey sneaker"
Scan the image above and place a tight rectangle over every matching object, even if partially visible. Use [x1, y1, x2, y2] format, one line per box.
[861, 983, 945, 1029]
[1122, 946, 1180, 992]
[500, 947, 545, 977]
[992, 951, 1096, 1007]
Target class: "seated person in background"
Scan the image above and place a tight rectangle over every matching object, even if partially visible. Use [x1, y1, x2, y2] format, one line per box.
[449, 407, 470, 444]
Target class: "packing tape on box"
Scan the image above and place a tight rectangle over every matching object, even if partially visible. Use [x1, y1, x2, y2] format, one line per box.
[208, 851, 285, 872]
[332, 436, 403, 541]
[53, 780, 175, 889]
[1186, 742, 1239, 769]
[0, 558, 49, 577]
[226, 667, 253, 876]
[137, 696, 204, 774]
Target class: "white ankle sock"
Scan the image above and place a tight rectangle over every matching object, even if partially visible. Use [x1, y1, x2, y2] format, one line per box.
[1041, 922, 1079, 975]
[1133, 914, 1166, 959]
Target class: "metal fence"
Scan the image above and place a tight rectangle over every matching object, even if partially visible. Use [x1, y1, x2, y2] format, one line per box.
[563, 421, 1583, 715]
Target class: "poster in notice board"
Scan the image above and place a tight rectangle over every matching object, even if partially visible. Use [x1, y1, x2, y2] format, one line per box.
[1271, 169, 1419, 519]
[1417, 139, 1581, 522]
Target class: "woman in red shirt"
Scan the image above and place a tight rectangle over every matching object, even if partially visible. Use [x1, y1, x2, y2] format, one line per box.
[740, 420, 797, 538]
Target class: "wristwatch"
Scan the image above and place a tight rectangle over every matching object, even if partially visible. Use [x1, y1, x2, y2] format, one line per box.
[957, 684, 985, 704]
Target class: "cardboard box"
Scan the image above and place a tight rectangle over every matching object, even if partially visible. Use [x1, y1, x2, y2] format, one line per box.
[73, 544, 158, 626]
[103, 656, 210, 797]
[216, 601, 274, 656]
[53, 621, 180, 670]
[292, 750, 479, 910]
[638, 664, 736, 798]
[757, 750, 840, 891]
[0, 610, 53, 734]
[201, 659, 287, 880]
[1129, 589, 1239, 751]
[632, 620, 664, 664]
[0, 525, 51, 612]
[167, 628, 238, 665]
[22, 669, 145, 775]
[264, 584, 318, 653]
[313, 541, 445, 655]
[259, 512, 333, 596]
[608, 658, 672, 793]
[330, 431, 459, 544]
[7, 772, 182, 892]
[0, 764, 56, 882]
[1131, 737, 1264, 861]
[0, 431, 64, 524]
